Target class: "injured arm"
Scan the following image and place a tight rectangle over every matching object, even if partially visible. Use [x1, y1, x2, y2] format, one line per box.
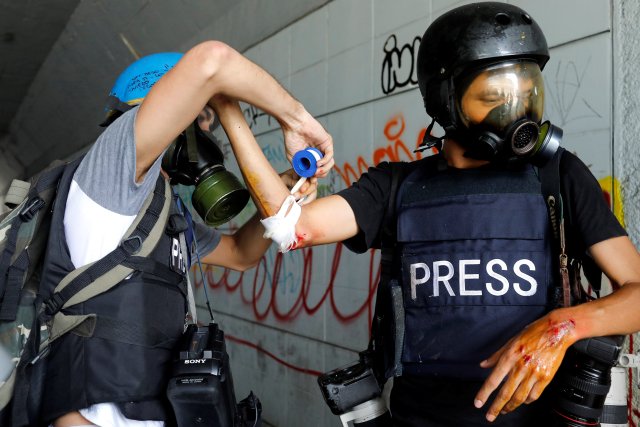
[211, 96, 359, 249]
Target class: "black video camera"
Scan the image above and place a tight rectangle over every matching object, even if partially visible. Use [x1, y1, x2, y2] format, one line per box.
[550, 335, 625, 427]
[167, 323, 261, 427]
[317, 350, 391, 427]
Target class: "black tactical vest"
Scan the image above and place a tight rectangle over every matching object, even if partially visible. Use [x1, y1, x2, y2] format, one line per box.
[387, 160, 556, 379]
[38, 161, 188, 423]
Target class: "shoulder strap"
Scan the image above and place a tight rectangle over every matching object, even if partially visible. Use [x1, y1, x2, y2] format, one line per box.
[538, 147, 597, 307]
[43, 176, 173, 346]
[539, 147, 572, 307]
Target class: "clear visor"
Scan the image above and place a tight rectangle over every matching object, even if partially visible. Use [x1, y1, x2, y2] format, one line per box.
[457, 61, 544, 132]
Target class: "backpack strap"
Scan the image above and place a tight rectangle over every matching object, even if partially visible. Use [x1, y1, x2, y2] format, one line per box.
[0, 161, 69, 321]
[43, 175, 173, 347]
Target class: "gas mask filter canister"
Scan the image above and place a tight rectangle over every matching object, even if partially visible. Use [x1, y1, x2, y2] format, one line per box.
[162, 123, 250, 226]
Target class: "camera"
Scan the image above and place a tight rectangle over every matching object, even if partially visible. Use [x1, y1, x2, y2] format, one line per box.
[167, 322, 262, 427]
[550, 335, 624, 427]
[318, 350, 391, 427]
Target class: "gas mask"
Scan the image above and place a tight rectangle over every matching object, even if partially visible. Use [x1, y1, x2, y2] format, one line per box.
[455, 61, 561, 165]
[162, 122, 249, 226]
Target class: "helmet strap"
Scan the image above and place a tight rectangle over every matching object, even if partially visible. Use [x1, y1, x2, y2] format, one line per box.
[414, 117, 444, 153]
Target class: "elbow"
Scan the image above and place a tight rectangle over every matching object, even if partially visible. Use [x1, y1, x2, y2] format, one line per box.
[230, 256, 261, 273]
[185, 40, 234, 84]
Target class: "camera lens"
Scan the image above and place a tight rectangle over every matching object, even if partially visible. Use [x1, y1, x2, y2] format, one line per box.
[551, 350, 612, 426]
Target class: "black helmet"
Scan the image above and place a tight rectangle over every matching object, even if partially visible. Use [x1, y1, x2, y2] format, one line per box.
[417, 2, 549, 135]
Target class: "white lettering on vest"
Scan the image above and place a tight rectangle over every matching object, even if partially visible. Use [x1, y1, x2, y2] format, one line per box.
[513, 259, 537, 296]
[410, 263, 430, 300]
[459, 259, 481, 296]
[433, 261, 455, 297]
[486, 259, 509, 296]
[171, 237, 186, 273]
[407, 258, 539, 300]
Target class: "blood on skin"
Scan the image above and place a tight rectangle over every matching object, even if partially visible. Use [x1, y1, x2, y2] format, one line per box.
[290, 233, 307, 250]
[548, 319, 576, 346]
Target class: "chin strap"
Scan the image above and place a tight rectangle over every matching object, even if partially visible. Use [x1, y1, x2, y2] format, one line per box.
[414, 118, 444, 153]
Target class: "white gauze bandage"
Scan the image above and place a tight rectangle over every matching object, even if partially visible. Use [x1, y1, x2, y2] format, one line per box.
[260, 194, 302, 253]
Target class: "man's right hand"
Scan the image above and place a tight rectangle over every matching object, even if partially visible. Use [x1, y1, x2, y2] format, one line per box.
[281, 107, 335, 178]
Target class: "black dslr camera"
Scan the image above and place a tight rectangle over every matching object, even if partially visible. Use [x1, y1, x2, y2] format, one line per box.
[317, 350, 391, 427]
[550, 335, 624, 427]
[167, 323, 262, 427]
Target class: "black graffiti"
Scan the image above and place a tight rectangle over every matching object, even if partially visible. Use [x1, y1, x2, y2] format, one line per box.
[242, 104, 273, 130]
[380, 34, 421, 95]
[546, 58, 602, 126]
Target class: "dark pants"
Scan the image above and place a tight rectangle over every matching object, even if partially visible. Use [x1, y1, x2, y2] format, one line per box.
[389, 376, 554, 427]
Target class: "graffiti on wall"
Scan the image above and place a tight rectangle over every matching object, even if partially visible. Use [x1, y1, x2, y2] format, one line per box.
[380, 34, 421, 95]
[545, 58, 604, 126]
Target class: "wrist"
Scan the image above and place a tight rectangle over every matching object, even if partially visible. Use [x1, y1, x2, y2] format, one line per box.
[277, 100, 308, 133]
[547, 307, 585, 345]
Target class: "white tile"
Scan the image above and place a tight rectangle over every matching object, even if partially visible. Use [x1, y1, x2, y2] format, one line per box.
[374, 0, 429, 36]
[328, 0, 374, 56]
[325, 104, 374, 189]
[509, 0, 610, 47]
[291, 61, 328, 117]
[543, 33, 611, 134]
[291, 8, 328, 72]
[327, 42, 374, 112]
[563, 128, 612, 180]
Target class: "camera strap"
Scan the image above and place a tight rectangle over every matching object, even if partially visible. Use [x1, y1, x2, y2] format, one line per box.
[179, 230, 198, 324]
[539, 147, 573, 307]
[538, 147, 598, 306]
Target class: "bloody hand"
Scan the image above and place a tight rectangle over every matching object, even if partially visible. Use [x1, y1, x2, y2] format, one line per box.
[474, 315, 579, 422]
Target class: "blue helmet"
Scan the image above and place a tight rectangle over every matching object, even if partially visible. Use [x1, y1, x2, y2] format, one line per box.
[101, 52, 183, 126]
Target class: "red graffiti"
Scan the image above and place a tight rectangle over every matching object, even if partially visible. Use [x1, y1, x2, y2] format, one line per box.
[225, 333, 323, 377]
[333, 115, 437, 188]
[193, 244, 381, 332]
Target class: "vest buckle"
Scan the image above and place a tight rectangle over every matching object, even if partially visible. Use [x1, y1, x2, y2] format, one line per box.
[122, 235, 143, 255]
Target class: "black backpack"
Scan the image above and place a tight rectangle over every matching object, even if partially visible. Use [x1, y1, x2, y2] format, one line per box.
[0, 156, 173, 426]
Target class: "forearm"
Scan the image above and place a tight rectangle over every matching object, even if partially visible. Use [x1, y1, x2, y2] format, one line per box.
[213, 98, 291, 217]
[549, 281, 640, 342]
[230, 213, 272, 267]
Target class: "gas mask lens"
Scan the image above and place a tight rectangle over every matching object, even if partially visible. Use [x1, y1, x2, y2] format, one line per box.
[162, 123, 249, 227]
[457, 61, 545, 159]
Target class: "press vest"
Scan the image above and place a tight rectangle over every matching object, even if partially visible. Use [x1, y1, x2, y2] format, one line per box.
[38, 161, 189, 423]
[389, 158, 556, 379]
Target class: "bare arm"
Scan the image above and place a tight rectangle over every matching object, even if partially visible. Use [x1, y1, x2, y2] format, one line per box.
[134, 41, 334, 181]
[211, 96, 359, 247]
[475, 235, 640, 422]
[199, 169, 318, 270]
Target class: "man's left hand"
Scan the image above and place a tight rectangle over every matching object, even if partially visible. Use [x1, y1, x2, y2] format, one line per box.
[474, 314, 579, 422]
